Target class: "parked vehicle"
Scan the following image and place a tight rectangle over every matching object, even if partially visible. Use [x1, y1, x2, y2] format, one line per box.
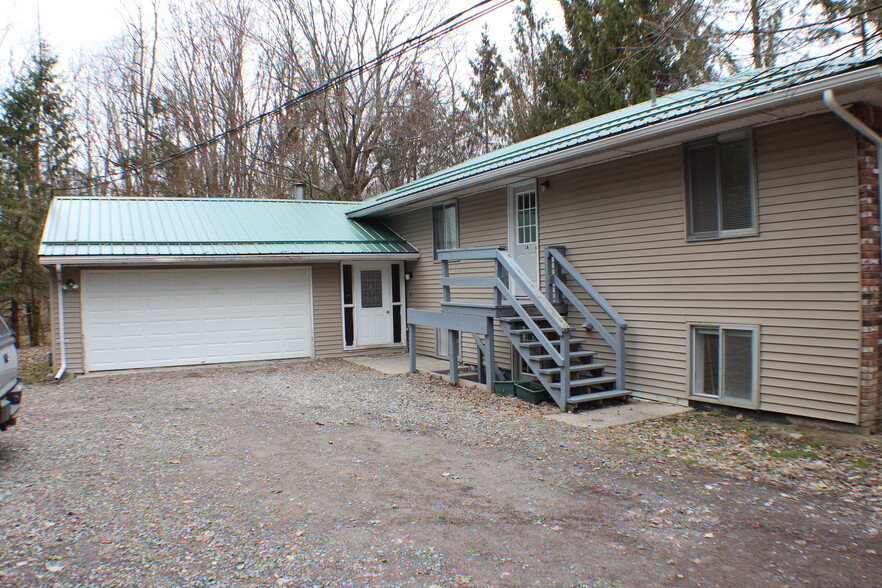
[0, 316, 22, 430]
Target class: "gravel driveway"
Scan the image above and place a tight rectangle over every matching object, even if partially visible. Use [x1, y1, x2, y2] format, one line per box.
[0, 359, 879, 587]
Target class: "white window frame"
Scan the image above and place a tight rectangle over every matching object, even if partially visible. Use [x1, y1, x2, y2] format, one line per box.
[684, 130, 758, 241]
[688, 322, 760, 409]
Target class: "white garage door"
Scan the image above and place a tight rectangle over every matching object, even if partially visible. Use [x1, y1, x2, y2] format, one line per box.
[82, 267, 313, 371]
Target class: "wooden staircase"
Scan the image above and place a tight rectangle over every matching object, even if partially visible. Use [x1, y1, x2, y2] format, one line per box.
[499, 315, 627, 405]
[407, 245, 631, 410]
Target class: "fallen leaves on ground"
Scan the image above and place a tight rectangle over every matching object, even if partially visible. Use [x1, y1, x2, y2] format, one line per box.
[593, 410, 882, 510]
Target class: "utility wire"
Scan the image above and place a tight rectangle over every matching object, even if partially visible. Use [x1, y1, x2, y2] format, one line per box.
[58, 0, 515, 194]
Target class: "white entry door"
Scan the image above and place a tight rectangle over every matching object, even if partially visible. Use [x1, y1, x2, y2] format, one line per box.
[508, 182, 540, 297]
[354, 263, 393, 347]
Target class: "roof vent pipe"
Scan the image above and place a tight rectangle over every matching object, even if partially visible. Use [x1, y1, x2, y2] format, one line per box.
[650, 87, 657, 107]
[294, 183, 306, 200]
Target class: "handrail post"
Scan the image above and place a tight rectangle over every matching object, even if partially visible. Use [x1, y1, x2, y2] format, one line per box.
[545, 245, 567, 307]
[545, 247, 553, 303]
[485, 317, 495, 392]
[408, 324, 417, 372]
[615, 323, 626, 391]
[560, 330, 571, 404]
[441, 258, 451, 303]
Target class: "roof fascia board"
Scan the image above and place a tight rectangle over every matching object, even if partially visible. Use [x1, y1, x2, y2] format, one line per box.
[349, 66, 882, 218]
[39, 252, 421, 266]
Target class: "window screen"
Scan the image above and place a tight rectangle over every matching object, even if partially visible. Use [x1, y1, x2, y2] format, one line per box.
[686, 143, 719, 237]
[432, 201, 458, 258]
[719, 139, 754, 232]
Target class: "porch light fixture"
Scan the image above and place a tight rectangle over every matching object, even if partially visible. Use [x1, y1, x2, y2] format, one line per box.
[63, 279, 79, 290]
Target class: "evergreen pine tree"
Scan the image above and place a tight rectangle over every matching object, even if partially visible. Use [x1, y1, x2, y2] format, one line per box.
[505, 0, 558, 142]
[464, 29, 507, 153]
[543, 0, 717, 127]
[813, 1, 882, 56]
[0, 44, 77, 345]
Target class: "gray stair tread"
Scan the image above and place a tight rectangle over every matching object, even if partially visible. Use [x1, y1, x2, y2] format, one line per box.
[521, 338, 585, 347]
[549, 375, 617, 389]
[567, 389, 632, 403]
[498, 315, 546, 323]
[530, 350, 596, 361]
[537, 363, 605, 375]
[510, 327, 558, 335]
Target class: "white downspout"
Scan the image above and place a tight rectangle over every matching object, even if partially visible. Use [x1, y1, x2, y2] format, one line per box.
[823, 89, 882, 201]
[824, 89, 882, 431]
[53, 264, 67, 380]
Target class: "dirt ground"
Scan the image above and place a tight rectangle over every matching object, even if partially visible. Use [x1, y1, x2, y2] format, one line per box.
[0, 358, 880, 587]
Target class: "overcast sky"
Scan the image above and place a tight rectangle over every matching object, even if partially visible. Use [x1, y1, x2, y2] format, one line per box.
[0, 0, 564, 82]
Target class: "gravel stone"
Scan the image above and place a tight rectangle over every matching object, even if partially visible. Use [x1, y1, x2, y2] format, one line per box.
[0, 358, 879, 587]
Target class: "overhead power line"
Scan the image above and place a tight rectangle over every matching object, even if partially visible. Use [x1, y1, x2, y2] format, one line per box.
[59, 0, 516, 194]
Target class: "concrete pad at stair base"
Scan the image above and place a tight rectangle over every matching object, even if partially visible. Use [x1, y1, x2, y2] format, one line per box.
[544, 399, 693, 429]
[345, 353, 450, 375]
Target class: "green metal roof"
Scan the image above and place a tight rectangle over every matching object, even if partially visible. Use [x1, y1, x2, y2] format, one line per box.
[353, 54, 882, 216]
[40, 197, 417, 259]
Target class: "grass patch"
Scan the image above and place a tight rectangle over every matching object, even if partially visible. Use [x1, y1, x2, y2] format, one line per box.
[768, 449, 821, 461]
[19, 359, 52, 384]
[670, 426, 688, 433]
[681, 458, 698, 466]
[853, 457, 878, 469]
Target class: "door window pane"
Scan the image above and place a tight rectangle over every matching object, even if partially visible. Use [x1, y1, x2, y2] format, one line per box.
[360, 270, 383, 308]
[516, 190, 537, 244]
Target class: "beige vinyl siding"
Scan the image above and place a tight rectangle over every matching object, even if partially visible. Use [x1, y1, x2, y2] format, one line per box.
[538, 113, 860, 423]
[49, 267, 85, 374]
[311, 263, 345, 357]
[388, 113, 861, 424]
[385, 191, 511, 368]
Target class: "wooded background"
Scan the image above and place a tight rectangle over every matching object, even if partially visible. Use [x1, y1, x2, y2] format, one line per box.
[1, 0, 880, 345]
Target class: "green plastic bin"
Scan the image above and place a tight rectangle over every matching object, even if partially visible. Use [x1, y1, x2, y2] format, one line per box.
[514, 381, 552, 405]
[493, 381, 519, 397]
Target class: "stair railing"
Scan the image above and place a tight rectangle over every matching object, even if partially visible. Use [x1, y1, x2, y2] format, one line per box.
[438, 247, 572, 401]
[545, 246, 627, 391]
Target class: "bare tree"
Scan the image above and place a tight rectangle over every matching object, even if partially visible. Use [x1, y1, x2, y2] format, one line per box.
[260, 0, 454, 201]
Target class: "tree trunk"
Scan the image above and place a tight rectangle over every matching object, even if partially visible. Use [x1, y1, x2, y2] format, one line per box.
[9, 300, 21, 347]
[751, 0, 762, 69]
[28, 293, 42, 347]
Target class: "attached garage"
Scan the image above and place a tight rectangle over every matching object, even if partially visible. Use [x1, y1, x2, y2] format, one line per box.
[81, 267, 313, 371]
[39, 197, 419, 376]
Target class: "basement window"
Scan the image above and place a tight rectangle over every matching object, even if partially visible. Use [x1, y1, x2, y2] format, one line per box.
[684, 132, 757, 240]
[691, 324, 757, 406]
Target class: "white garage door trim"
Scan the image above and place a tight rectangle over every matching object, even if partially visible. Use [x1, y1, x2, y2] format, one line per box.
[81, 267, 314, 372]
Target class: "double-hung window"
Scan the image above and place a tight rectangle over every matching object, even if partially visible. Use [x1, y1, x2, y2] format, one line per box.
[685, 132, 756, 239]
[432, 200, 458, 259]
[691, 324, 757, 405]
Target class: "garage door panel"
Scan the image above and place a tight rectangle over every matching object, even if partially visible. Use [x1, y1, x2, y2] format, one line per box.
[82, 268, 313, 371]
